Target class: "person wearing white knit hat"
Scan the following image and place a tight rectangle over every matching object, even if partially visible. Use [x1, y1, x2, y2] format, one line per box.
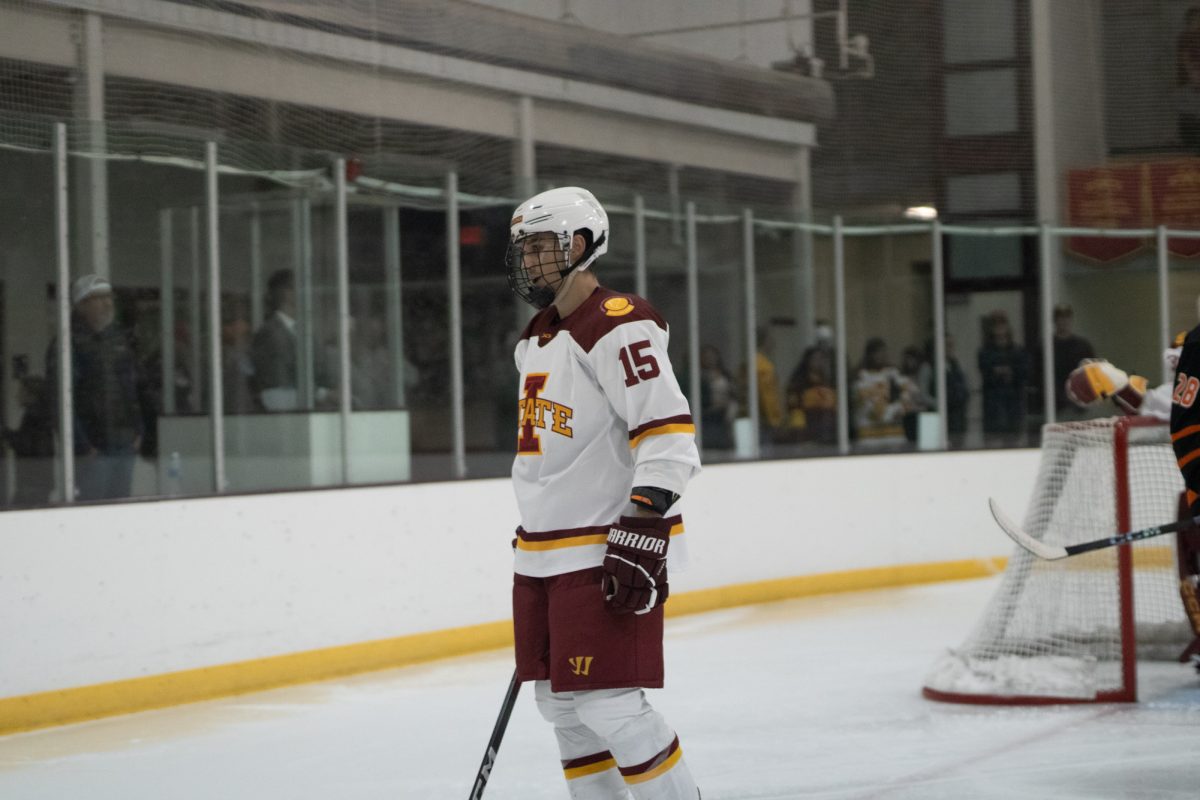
[47, 273, 144, 501]
[71, 274, 115, 333]
[71, 273, 112, 305]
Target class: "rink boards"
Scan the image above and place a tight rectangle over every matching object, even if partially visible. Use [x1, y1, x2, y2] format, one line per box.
[0, 447, 1037, 733]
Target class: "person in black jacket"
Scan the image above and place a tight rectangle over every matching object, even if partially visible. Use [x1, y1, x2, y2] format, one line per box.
[1167, 323, 1200, 669]
[2, 376, 55, 507]
[978, 311, 1029, 447]
[47, 274, 144, 501]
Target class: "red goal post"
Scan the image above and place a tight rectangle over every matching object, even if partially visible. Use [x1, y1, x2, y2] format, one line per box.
[923, 416, 1193, 704]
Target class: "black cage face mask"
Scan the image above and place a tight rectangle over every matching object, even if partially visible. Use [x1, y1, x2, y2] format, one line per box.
[506, 232, 570, 309]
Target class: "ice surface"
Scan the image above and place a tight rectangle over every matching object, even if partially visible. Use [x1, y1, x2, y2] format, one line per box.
[1, 576, 1197, 799]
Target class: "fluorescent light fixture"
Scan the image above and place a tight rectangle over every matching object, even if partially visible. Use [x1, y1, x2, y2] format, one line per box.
[904, 205, 938, 221]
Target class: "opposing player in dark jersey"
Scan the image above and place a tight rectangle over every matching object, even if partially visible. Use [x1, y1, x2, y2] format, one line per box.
[1168, 326, 1200, 666]
[506, 186, 702, 799]
[1066, 329, 1200, 666]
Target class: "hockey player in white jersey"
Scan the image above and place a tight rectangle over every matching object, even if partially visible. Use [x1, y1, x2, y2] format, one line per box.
[506, 186, 702, 799]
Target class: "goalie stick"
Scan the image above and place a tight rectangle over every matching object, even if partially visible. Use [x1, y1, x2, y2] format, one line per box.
[988, 497, 1200, 561]
[467, 669, 521, 800]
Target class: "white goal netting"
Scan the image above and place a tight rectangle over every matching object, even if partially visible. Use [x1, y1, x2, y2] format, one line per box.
[924, 417, 1194, 703]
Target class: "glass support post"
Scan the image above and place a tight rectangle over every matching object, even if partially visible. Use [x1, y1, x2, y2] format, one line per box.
[54, 123, 74, 502]
[446, 171, 466, 479]
[833, 215, 849, 455]
[685, 202, 702, 446]
[334, 159, 352, 484]
[743, 208, 760, 460]
[206, 143, 226, 492]
[931, 219, 948, 449]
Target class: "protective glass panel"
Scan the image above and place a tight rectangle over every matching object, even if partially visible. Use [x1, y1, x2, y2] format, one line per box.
[690, 206, 742, 462]
[75, 122, 208, 501]
[211, 141, 345, 493]
[755, 213, 840, 459]
[398, 184, 457, 482]
[459, 198, 521, 480]
[1, 119, 56, 508]
[843, 225, 935, 454]
[944, 228, 1036, 450]
[1057, 234, 1159, 429]
[597, 193, 639, 297]
[340, 157, 459, 485]
[640, 198, 691, 395]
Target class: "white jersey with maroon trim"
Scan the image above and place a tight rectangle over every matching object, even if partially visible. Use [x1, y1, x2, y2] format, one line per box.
[512, 286, 700, 578]
[1140, 333, 1186, 422]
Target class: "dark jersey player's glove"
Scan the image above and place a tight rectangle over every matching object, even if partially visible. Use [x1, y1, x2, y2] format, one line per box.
[602, 516, 671, 615]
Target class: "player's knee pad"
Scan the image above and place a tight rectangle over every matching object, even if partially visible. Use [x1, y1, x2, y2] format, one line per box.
[572, 688, 659, 742]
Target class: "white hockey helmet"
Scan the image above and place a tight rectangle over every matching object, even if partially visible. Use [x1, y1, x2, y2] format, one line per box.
[506, 186, 609, 308]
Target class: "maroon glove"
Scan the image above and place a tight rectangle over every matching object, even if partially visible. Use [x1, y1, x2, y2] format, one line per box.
[602, 516, 670, 615]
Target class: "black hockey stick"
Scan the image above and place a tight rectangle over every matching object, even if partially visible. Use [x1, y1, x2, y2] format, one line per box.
[467, 669, 522, 800]
[988, 497, 1200, 561]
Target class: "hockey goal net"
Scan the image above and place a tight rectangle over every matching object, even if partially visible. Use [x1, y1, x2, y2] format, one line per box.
[923, 416, 1194, 704]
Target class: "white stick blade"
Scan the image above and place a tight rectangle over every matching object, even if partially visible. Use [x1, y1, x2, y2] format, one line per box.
[987, 497, 1068, 560]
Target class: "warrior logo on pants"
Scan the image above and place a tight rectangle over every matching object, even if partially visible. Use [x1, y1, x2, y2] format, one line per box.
[568, 656, 594, 676]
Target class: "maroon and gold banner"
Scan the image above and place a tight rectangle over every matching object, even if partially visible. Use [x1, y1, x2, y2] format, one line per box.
[1066, 160, 1200, 261]
[1148, 161, 1200, 258]
[1065, 164, 1147, 263]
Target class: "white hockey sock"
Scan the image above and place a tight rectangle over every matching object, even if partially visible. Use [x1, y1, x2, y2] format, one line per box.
[573, 689, 699, 800]
[535, 681, 632, 800]
[556, 724, 633, 800]
[612, 734, 698, 800]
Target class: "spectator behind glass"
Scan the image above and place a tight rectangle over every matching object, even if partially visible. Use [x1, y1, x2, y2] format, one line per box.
[978, 311, 1029, 447]
[46, 274, 145, 501]
[739, 326, 784, 443]
[1178, 7, 1200, 152]
[899, 345, 933, 443]
[785, 346, 837, 446]
[2, 375, 55, 507]
[802, 318, 837, 372]
[349, 314, 394, 411]
[699, 343, 736, 450]
[1051, 304, 1095, 414]
[221, 302, 258, 415]
[917, 336, 970, 449]
[852, 337, 918, 447]
[251, 269, 335, 411]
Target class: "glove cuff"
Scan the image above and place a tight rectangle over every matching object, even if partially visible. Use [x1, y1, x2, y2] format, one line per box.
[616, 515, 675, 535]
[630, 485, 680, 515]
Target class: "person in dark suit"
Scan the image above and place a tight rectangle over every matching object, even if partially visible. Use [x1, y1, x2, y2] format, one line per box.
[250, 269, 336, 411]
[251, 269, 298, 410]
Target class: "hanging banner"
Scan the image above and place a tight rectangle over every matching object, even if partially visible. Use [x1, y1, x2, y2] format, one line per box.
[1065, 164, 1147, 263]
[1148, 160, 1200, 257]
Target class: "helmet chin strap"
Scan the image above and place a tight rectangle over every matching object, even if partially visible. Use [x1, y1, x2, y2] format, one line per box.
[545, 239, 594, 307]
[552, 266, 581, 304]
[522, 234, 596, 309]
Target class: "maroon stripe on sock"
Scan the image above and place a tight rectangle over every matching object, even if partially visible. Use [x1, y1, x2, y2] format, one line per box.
[617, 735, 680, 777]
[561, 750, 615, 770]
